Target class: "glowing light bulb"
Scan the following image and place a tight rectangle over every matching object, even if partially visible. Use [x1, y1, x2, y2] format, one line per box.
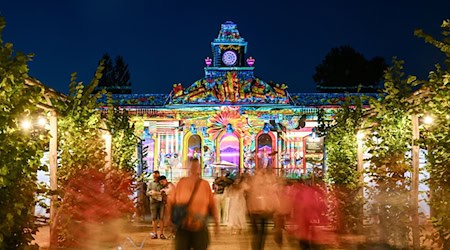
[423, 115, 433, 125]
[37, 117, 47, 127]
[21, 120, 32, 130]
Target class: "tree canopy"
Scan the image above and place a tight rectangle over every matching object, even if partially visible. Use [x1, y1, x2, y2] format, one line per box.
[0, 16, 46, 248]
[313, 45, 387, 93]
[94, 54, 132, 94]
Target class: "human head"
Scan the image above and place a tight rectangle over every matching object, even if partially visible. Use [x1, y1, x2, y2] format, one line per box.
[153, 170, 160, 181]
[159, 175, 168, 185]
[189, 158, 201, 176]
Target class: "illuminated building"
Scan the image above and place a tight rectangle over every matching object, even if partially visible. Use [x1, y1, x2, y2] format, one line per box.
[100, 21, 376, 180]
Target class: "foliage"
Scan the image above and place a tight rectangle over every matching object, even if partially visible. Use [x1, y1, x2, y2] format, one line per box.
[414, 19, 450, 249]
[57, 70, 107, 185]
[365, 58, 415, 248]
[0, 16, 46, 249]
[104, 94, 139, 172]
[313, 45, 387, 93]
[317, 96, 365, 234]
[94, 54, 132, 94]
[53, 62, 137, 247]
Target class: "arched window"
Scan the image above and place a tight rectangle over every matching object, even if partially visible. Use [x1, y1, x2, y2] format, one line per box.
[257, 133, 273, 168]
[187, 135, 202, 160]
[219, 132, 240, 171]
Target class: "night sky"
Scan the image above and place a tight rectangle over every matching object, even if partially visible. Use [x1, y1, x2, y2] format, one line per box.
[1, 1, 448, 94]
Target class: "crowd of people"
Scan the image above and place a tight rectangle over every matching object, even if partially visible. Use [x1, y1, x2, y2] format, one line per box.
[146, 160, 332, 250]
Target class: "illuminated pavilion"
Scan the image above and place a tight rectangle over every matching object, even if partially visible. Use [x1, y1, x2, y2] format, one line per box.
[101, 21, 375, 180]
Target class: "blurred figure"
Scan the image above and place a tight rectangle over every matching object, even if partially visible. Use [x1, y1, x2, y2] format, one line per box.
[246, 168, 279, 250]
[159, 175, 176, 239]
[273, 178, 294, 246]
[291, 180, 329, 249]
[168, 159, 219, 250]
[213, 170, 234, 225]
[147, 170, 164, 239]
[226, 176, 249, 234]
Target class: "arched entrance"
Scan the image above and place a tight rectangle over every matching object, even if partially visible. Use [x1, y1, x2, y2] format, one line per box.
[217, 132, 241, 176]
[184, 134, 202, 162]
[255, 132, 277, 169]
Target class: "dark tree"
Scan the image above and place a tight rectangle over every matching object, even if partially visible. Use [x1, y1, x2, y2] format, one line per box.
[94, 54, 132, 94]
[313, 46, 387, 93]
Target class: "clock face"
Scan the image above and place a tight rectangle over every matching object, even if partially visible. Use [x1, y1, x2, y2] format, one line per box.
[222, 50, 237, 66]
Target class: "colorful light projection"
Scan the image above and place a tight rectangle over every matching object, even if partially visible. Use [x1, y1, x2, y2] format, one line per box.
[187, 134, 202, 160]
[142, 137, 155, 173]
[246, 57, 255, 66]
[219, 132, 240, 167]
[257, 133, 273, 168]
[207, 106, 248, 140]
[205, 57, 212, 67]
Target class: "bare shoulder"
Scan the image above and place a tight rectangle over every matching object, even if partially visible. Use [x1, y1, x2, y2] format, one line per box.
[175, 177, 188, 189]
[200, 179, 212, 191]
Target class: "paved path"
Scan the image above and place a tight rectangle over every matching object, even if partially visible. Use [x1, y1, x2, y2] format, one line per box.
[34, 223, 318, 249]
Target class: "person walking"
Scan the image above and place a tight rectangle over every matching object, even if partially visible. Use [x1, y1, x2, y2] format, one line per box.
[147, 170, 165, 239]
[212, 170, 233, 225]
[159, 175, 176, 239]
[246, 168, 279, 250]
[226, 176, 249, 234]
[168, 159, 219, 250]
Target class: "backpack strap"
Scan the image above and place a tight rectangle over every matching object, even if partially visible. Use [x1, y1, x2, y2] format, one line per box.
[175, 178, 202, 206]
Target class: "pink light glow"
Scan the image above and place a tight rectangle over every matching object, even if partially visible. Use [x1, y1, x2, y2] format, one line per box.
[205, 57, 212, 67]
[246, 57, 255, 66]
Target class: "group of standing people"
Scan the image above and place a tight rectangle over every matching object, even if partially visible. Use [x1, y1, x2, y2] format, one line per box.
[146, 170, 175, 240]
[147, 160, 330, 250]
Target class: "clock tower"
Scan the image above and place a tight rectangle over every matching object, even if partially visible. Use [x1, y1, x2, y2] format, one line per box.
[211, 21, 248, 67]
[204, 21, 255, 81]
[169, 21, 289, 105]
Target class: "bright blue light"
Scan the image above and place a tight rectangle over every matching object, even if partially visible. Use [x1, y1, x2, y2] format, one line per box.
[142, 127, 151, 140]
[226, 123, 234, 133]
[263, 123, 270, 134]
[190, 124, 197, 134]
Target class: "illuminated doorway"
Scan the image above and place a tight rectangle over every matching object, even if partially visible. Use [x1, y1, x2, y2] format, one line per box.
[187, 135, 202, 160]
[218, 132, 240, 174]
[256, 132, 276, 169]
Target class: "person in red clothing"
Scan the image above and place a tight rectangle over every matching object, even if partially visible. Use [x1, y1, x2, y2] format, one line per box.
[291, 180, 329, 249]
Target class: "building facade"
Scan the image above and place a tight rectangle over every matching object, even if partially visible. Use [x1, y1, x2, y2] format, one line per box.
[101, 21, 375, 181]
